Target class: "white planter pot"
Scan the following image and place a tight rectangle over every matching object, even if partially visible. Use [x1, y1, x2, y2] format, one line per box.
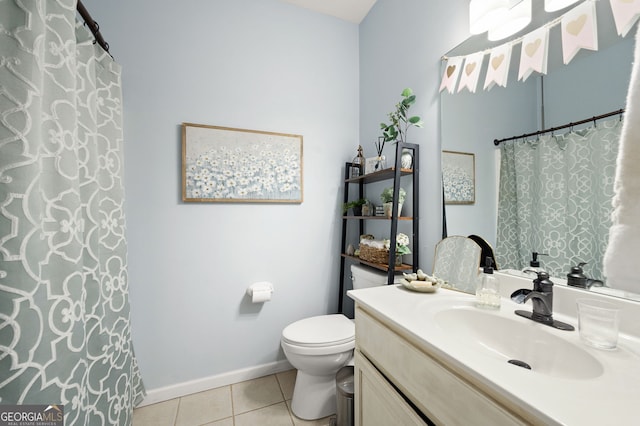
[383, 202, 403, 218]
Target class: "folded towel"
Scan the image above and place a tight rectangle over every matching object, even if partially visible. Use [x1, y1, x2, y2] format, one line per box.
[603, 26, 640, 292]
[359, 239, 386, 250]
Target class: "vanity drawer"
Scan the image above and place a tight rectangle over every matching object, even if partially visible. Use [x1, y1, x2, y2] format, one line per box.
[355, 306, 527, 426]
[354, 349, 428, 426]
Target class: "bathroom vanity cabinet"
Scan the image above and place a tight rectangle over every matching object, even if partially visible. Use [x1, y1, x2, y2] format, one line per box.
[353, 306, 528, 426]
[338, 142, 419, 311]
[350, 275, 640, 425]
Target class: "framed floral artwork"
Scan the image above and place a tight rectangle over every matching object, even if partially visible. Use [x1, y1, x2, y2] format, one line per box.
[182, 123, 303, 203]
[442, 150, 475, 204]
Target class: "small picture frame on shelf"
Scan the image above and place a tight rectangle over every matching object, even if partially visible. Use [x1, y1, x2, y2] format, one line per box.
[364, 156, 386, 174]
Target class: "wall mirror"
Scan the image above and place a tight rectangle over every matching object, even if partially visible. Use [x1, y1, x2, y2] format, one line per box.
[440, 0, 637, 301]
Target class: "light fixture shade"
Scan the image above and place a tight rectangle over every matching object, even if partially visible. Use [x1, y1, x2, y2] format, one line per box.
[488, 0, 532, 41]
[469, 0, 510, 34]
[544, 0, 580, 12]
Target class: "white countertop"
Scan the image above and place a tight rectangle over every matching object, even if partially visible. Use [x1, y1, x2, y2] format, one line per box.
[348, 284, 640, 425]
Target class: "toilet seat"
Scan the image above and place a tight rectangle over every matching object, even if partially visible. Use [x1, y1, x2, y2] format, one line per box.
[282, 314, 355, 355]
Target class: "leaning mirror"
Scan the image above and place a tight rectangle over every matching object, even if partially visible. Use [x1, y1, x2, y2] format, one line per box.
[433, 236, 482, 294]
[440, 0, 637, 300]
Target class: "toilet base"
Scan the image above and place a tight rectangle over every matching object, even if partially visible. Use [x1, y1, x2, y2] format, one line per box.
[290, 370, 336, 420]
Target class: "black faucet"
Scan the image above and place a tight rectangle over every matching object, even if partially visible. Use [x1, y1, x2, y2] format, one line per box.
[510, 270, 574, 331]
[567, 262, 604, 289]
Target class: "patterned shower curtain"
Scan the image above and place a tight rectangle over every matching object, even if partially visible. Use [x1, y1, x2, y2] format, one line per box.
[0, 1, 145, 424]
[496, 118, 622, 282]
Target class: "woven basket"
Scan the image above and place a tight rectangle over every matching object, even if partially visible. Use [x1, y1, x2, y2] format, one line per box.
[359, 244, 389, 264]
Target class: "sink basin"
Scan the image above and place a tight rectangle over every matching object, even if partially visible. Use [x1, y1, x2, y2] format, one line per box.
[435, 307, 604, 380]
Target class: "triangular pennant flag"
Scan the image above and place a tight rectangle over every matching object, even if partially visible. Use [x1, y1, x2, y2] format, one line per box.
[457, 52, 485, 93]
[518, 26, 550, 82]
[440, 56, 463, 93]
[561, 1, 598, 65]
[484, 43, 513, 90]
[609, 0, 640, 37]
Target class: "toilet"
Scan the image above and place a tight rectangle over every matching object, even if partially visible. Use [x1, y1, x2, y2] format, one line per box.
[281, 265, 390, 420]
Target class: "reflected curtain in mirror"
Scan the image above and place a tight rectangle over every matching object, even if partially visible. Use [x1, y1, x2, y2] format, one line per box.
[496, 118, 622, 281]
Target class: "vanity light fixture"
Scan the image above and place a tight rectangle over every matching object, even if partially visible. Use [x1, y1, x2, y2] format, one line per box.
[469, 0, 510, 34]
[488, 0, 532, 41]
[544, 0, 581, 12]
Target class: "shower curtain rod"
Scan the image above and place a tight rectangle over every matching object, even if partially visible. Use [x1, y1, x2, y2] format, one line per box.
[493, 108, 625, 146]
[76, 0, 111, 56]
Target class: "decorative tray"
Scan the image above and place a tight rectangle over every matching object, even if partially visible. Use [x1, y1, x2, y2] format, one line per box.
[401, 279, 441, 293]
[399, 270, 445, 293]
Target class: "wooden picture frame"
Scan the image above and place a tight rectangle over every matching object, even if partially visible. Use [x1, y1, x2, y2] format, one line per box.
[442, 150, 475, 204]
[182, 123, 303, 203]
[364, 156, 386, 174]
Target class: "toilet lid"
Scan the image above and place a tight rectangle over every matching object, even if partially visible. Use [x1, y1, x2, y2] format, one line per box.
[282, 314, 355, 347]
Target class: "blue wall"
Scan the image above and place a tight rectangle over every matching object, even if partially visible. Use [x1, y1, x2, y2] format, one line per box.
[543, 36, 633, 127]
[83, 0, 360, 400]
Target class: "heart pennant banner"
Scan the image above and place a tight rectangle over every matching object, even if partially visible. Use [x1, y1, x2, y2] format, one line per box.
[439, 56, 463, 93]
[458, 52, 485, 93]
[561, 1, 598, 64]
[442, 0, 635, 95]
[609, 0, 640, 37]
[518, 26, 550, 82]
[484, 43, 513, 90]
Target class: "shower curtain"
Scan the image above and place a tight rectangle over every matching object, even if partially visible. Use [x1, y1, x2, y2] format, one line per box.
[0, 1, 145, 424]
[496, 118, 622, 281]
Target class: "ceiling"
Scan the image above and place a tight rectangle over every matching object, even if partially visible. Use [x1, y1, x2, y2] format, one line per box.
[280, 0, 377, 24]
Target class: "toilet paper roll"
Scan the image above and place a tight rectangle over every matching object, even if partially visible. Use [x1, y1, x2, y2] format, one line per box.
[247, 282, 273, 303]
[251, 289, 272, 303]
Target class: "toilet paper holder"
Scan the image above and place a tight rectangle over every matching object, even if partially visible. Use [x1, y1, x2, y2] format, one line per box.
[246, 282, 274, 303]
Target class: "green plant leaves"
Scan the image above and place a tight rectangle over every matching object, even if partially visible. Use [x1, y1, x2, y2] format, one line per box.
[401, 88, 413, 97]
[409, 116, 423, 126]
[402, 95, 416, 106]
[379, 88, 422, 144]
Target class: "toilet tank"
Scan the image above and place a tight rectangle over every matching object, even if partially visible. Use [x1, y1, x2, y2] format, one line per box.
[351, 265, 396, 290]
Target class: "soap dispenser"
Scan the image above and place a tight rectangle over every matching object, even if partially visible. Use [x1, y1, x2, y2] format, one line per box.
[476, 257, 500, 309]
[567, 262, 588, 288]
[526, 251, 547, 273]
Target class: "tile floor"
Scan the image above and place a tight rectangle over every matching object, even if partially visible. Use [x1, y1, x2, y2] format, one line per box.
[133, 370, 336, 426]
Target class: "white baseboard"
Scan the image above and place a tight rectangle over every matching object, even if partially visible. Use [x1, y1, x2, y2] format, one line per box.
[137, 359, 293, 407]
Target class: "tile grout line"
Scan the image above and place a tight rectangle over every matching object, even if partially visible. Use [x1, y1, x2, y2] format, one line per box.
[173, 397, 181, 426]
[229, 384, 236, 424]
[275, 373, 297, 425]
[274, 373, 287, 401]
[229, 385, 236, 426]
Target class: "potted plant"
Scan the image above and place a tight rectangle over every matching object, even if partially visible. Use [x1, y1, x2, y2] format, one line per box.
[380, 187, 406, 218]
[380, 88, 423, 170]
[384, 233, 412, 265]
[380, 88, 424, 145]
[342, 198, 367, 216]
